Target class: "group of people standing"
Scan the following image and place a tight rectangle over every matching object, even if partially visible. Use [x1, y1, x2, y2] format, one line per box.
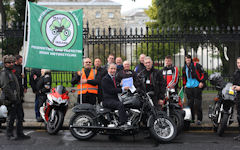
[71, 54, 207, 127]
[8, 52, 240, 140]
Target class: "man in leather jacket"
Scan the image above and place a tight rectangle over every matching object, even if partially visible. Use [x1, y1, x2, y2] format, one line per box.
[232, 57, 240, 140]
[0, 55, 30, 140]
[13, 55, 27, 122]
[138, 56, 166, 106]
[134, 54, 146, 75]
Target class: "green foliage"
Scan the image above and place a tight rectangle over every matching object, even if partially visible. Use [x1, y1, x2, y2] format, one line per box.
[1, 0, 37, 55]
[148, 0, 240, 28]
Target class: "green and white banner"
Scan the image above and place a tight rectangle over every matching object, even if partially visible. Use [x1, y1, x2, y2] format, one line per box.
[24, 2, 83, 71]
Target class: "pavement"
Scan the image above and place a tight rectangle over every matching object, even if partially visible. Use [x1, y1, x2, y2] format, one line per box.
[1, 130, 240, 150]
[0, 88, 239, 130]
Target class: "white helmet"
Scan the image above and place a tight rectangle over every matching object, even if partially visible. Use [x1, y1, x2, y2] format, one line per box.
[0, 105, 8, 118]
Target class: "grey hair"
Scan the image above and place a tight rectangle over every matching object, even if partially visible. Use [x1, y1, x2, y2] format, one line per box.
[139, 54, 146, 58]
[107, 63, 117, 69]
[123, 60, 130, 65]
[144, 56, 153, 63]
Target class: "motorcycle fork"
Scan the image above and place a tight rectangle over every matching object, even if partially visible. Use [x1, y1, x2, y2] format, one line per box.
[166, 101, 170, 117]
[50, 109, 56, 122]
[218, 104, 223, 123]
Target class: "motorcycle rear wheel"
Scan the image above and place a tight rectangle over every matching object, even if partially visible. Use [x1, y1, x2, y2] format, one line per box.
[69, 112, 96, 140]
[170, 111, 184, 134]
[149, 115, 177, 142]
[217, 113, 229, 136]
[47, 110, 64, 135]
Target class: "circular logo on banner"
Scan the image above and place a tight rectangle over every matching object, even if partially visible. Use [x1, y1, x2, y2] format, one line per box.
[41, 11, 77, 49]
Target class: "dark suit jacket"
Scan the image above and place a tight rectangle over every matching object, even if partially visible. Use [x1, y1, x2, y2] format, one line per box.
[101, 74, 122, 102]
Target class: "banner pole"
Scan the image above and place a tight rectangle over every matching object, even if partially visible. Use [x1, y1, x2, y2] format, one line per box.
[22, 0, 28, 85]
[80, 74, 83, 104]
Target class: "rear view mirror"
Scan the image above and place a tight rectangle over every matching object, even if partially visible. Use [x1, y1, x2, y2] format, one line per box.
[71, 89, 76, 93]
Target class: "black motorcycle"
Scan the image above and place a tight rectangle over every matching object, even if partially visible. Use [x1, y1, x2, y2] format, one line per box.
[162, 88, 185, 134]
[69, 90, 177, 142]
[208, 73, 236, 136]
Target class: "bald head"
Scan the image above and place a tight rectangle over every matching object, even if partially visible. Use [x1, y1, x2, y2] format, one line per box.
[83, 58, 92, 69]
[123, 60, 130, 70]
[116, 57, 122, 65]
[139, 54, 146, 63]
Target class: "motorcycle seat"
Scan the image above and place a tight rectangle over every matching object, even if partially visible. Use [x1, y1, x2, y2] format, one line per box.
[98, 107, 115, 114]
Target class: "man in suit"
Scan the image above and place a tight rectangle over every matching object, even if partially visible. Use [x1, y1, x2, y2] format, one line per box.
[101, 63, 130, 127]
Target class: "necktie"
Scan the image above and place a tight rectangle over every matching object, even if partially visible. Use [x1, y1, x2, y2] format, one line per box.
[112, 76, 117, 88]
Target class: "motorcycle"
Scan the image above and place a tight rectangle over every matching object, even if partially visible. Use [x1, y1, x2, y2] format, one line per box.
[162, 88, 185, 133]
[208, 72, 236, 136]
[69, 90, 177, 142]
[40, 85, 70, 134]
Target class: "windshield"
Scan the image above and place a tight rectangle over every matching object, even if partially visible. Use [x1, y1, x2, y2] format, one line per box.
[55, 85, 65, 94]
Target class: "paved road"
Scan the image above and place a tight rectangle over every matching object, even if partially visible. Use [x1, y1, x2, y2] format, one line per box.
[0, 129, 240, 150]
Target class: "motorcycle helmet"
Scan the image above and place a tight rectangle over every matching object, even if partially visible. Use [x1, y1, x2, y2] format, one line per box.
[209, 72, 225, 89]
[0, 105, 8, 118]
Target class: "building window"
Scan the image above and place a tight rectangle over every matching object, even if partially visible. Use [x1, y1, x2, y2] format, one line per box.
[96, 12, 101, 18]
[108, 12, 114, 18]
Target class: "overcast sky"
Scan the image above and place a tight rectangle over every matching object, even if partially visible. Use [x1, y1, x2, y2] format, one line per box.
[111, 0, 152, 13]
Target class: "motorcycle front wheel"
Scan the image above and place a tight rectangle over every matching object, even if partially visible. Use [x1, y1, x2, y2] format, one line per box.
[149, 115, 177, 142]
[217, 113, 229, 136]
[47, 110, 64, 135]
[69, 112, 96, 140]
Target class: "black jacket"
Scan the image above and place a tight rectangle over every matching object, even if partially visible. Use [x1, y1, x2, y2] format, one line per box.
[182, 62, 207, 88]
[116, 69, 141, 90]
[13, 64, 27, 97]
[0, 67, 21, 104]
[134, 63, 145, 74]
[138, 68, 166, 101]
[102, 74, 122, 101]
[30, 68, 41, 93]
[233, 69, 240, 96]
[36, 72, 52, 96]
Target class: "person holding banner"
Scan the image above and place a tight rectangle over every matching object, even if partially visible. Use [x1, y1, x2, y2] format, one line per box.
[36, 69, 52, 120]
[0, 55, 30, 140]
[71, 58, 100, 104]
[30, 68, 41, 122]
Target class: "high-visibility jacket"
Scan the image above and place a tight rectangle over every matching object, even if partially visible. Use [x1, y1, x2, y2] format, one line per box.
[77, 68, 98, 95]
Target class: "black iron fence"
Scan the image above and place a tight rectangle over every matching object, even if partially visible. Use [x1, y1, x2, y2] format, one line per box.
[1, 23, 240, 89]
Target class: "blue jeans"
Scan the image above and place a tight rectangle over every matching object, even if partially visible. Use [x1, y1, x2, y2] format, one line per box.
[35, 94, 40, 118]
